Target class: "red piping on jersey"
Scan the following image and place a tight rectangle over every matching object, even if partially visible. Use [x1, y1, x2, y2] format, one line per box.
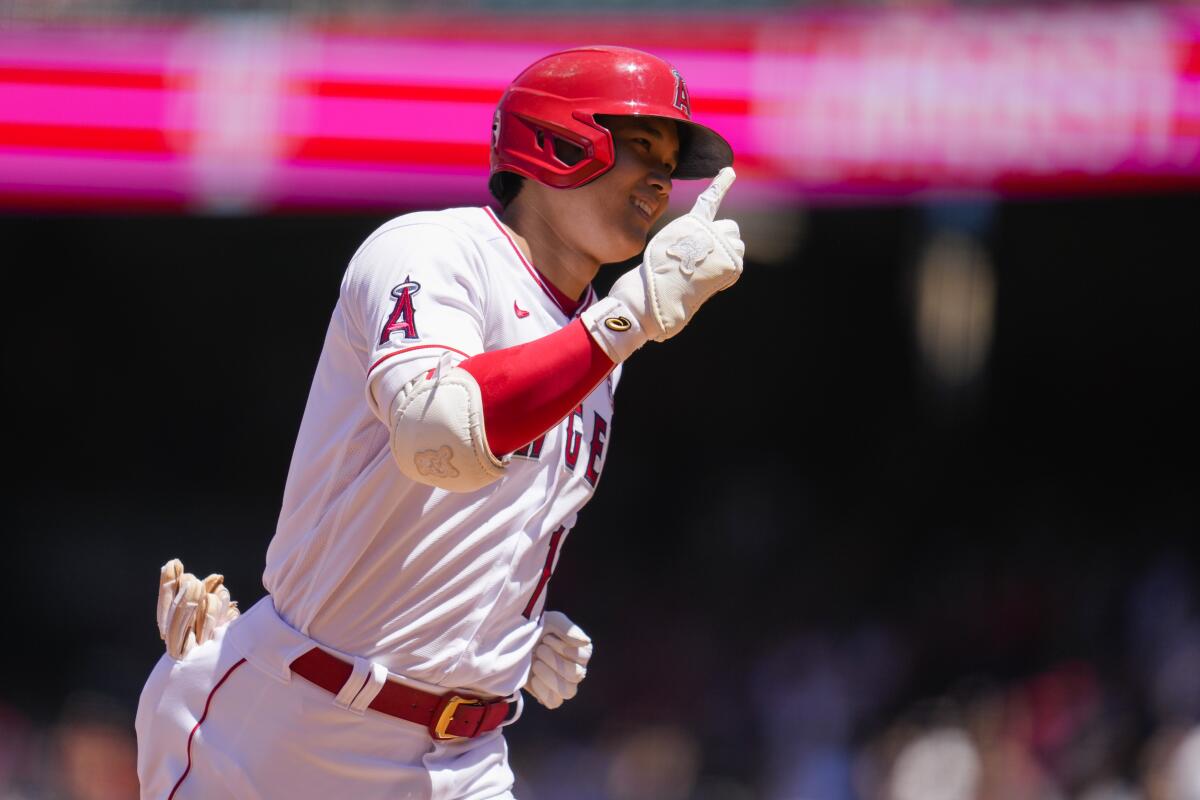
[482, 206, 592, 319]
[368, 344, 471, 376]
[167, 658, 248, 800]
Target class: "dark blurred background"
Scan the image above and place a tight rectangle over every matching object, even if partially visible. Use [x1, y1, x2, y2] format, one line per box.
[3, 3, 1200, 799]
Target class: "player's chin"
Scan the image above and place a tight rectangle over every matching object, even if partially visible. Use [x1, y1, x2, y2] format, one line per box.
[608, 233, 648, 263]
[609, 214, 652, 260]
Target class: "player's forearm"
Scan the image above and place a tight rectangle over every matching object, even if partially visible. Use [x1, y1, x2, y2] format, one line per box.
[459, 319, 615, 456]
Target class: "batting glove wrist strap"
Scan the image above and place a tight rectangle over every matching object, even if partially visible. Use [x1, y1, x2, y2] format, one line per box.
[580, 296, 649, 364]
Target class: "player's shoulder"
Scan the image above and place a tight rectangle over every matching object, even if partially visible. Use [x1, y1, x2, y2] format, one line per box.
[351, 207, 503, 263]
[340, 208, 502, 304]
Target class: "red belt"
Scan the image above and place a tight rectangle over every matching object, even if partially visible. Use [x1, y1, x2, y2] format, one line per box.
[289, 648, 512, 740]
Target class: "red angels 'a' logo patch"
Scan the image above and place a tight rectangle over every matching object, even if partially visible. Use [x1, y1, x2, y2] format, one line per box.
[379, 277, 421, 344]
[671, 68, 691, 118]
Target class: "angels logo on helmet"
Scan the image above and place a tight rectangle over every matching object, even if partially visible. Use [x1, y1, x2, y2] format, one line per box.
[671, 68, 691, 117]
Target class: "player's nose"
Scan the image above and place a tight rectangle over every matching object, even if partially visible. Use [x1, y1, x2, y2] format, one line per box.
[646, 168, 672, 198]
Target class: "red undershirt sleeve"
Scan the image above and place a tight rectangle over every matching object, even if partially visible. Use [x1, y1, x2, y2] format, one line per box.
[459, 318, 616, 457]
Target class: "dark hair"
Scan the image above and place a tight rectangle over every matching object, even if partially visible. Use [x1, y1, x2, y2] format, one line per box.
[489, 172, 525, 208]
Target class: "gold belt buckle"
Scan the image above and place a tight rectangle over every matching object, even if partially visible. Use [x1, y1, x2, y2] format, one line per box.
[432, 695, 483, 740]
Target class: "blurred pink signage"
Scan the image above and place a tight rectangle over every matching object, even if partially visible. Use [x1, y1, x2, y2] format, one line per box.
[0, 7, 1197, 211]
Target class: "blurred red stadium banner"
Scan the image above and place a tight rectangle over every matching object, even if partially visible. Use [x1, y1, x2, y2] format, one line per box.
[0, 6, 1197, 211]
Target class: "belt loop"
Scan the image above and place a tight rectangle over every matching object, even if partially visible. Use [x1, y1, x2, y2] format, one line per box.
[348, 662, 388, 715]
[499, 692, 524, 729]
[279, 643, 310, 683]
[332, 656, 371, 710]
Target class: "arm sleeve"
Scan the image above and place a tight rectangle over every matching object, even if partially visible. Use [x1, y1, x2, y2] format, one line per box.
[459, 318, 615, 456]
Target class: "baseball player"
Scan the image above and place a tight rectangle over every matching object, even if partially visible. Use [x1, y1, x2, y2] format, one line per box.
[136, 45, 743, 799]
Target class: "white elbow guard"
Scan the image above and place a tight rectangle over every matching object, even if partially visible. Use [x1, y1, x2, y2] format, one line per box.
[388, 366, 506, 492]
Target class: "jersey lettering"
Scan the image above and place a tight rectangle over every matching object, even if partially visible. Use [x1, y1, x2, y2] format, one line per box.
[378, 277, 421, 344]
[563, 404, 584, 472]
[511, 433, 547, 461]
[522, 525, 566, 620]
[584, 413, 609, 486]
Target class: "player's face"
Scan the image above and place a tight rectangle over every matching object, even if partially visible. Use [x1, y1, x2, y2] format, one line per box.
[555, 116, 680, 264]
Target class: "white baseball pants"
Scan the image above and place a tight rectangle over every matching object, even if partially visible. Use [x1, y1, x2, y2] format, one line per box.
[135, 597, 516, 800]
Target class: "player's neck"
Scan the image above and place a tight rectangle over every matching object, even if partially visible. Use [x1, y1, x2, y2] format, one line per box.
[498, 205, 598, 303]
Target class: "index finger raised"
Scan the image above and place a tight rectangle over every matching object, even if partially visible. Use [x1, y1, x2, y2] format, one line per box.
[689, 166, 736, 222]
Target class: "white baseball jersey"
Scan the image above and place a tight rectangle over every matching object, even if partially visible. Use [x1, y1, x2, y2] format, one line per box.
[263, 206, 619, 698]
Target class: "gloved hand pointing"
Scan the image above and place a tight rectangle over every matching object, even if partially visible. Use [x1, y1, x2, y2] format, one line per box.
[581, 166, 746, 363]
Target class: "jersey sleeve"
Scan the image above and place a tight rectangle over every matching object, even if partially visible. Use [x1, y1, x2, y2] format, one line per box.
[340, 222, 489, 423]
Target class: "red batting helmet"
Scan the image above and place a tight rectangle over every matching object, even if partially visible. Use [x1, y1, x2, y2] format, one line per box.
[489, 45, 734, 193]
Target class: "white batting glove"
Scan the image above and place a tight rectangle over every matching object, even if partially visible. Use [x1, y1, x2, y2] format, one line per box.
[581, 166, 745, 363]
[157, 558, 239, 660]
[524, 611, 593, 709]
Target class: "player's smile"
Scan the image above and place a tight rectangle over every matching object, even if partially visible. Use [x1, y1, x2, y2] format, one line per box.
[631, 194, 656, 222]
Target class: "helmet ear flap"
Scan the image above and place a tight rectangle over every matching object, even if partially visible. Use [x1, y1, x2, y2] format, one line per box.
[532, 128, 585, 166]
[552, 137, 586, 167]
[495, 105, 614, 189]
[486, 128, 589, 205]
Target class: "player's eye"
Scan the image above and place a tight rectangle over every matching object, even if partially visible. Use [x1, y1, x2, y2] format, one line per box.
[630, 135, 673, 175]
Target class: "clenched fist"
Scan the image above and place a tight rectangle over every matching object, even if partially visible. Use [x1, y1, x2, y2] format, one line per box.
[523, 611, 593, 709]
